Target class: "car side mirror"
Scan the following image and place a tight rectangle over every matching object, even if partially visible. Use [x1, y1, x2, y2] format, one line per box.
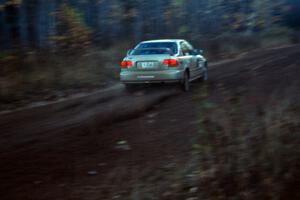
[194, 49, 203, 55]
[127, 49, 133, 56]
[193, 49, 202, 55]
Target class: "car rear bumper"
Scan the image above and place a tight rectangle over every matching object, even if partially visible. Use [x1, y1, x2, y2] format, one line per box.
[120, 70, 184, 83]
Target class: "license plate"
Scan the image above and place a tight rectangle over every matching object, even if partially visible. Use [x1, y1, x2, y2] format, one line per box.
[140, 62, 155, 69]
[137, 75, 155, 79]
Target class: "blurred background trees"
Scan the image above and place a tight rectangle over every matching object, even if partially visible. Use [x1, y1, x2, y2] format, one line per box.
[0, 0, 299, 52]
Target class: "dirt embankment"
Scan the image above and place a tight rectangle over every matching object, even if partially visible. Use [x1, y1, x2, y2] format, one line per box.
[0, 44, 299, 200]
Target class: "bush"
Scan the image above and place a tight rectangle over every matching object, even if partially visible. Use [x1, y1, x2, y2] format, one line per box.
[50, 3, 92, 53]
[194, 89, 300, 200]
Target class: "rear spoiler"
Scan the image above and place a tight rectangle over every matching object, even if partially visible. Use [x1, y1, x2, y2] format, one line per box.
[128, 48, 174, 56]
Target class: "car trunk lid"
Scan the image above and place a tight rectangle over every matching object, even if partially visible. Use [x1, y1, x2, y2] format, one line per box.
[127, 55, 171, 71]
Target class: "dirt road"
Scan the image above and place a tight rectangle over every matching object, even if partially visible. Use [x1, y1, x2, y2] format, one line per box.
[0, 45, 299, 200]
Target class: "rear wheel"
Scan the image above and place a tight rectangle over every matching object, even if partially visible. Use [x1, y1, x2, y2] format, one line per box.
[200, 62, 208, 82]
[181, 71, 190, 92]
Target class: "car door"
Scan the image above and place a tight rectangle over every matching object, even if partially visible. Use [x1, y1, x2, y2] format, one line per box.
[196, 53, 206, 75]
[184, 41, 199, 79]
[186, 42, 206, 79]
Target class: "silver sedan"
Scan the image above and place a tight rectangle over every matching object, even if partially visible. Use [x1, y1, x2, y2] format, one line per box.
[120, 39, 208, 91]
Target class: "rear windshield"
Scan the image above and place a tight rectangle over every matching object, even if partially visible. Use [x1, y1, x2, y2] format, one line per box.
[131, 48, 172, 55]
[136, 42, 178, 54]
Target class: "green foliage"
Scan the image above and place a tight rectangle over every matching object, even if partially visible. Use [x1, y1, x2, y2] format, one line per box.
[171, 0, 185, 7]
[50, 3, 92, 53]
[178, 25, 188, 36]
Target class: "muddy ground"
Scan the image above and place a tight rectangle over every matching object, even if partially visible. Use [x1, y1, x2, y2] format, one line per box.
[0, 45, 299, 200]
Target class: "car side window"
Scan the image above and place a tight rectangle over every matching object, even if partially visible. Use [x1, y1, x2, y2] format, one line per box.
[180, 42, 190, 56]
[185, 42, 195, 55]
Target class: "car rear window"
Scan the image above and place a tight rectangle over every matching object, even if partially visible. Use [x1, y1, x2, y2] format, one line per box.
[136, 42, 178, 54]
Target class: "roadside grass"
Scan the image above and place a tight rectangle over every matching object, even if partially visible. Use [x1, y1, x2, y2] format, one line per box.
[0, 47, 123, 110]
[190, 84, 300, 200]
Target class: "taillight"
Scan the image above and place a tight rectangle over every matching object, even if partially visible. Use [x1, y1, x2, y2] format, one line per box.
[163, 59, 169, 65]
[169, 59, 178, 66]
[120, 60, 133, 68]
[162, 59, 178, 67]
[120, 61, 127, 68]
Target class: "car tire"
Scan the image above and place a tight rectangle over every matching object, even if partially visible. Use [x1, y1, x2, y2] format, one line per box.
[181, 71, 190, 92]
[200, 62, 208, 82]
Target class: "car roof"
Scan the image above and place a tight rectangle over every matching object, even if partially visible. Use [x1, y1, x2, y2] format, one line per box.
[140, 39, 185, 43]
